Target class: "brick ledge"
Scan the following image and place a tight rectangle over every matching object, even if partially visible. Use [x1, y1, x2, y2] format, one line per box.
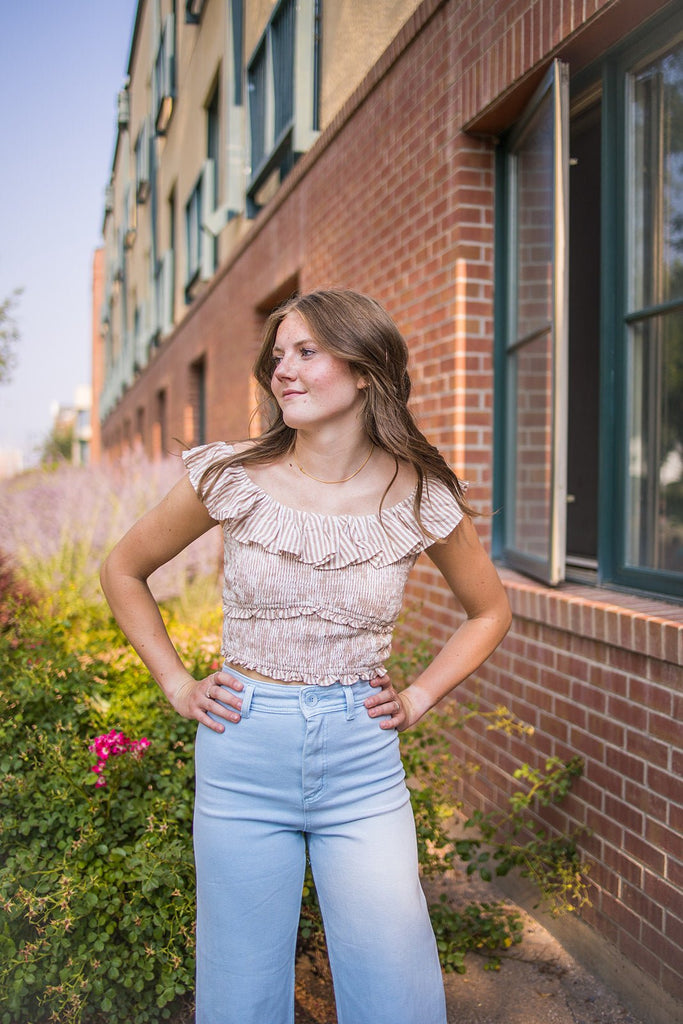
[498, 568, 683, 667]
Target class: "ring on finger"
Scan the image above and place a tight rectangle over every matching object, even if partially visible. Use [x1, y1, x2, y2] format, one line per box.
[206, 686, 212, 699]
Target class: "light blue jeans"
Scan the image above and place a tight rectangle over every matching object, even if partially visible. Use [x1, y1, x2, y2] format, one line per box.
[193, 669, 447, 1024]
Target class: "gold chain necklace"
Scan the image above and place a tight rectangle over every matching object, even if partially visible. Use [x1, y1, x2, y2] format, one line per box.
[293, 445, 374, 484]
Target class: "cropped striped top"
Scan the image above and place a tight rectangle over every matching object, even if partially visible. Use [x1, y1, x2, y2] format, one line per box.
[183, 442, 464, 686]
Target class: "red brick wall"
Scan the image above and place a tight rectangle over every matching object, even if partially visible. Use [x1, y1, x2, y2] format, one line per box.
[401, 570, 683, 1007]
[99, 0, 683, 1009]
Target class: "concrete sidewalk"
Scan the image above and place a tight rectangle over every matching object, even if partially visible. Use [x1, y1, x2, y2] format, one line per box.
[441, 899, 646, 1024]
[295, 870, 657, 1024]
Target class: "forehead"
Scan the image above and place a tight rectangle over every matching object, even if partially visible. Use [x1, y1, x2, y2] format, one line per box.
[273, 311, 312, 349]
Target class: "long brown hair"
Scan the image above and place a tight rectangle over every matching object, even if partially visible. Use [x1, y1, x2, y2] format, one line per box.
[198, 289, 474, 523]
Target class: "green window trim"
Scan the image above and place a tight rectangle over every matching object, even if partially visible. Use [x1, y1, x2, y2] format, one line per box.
[602, 12, 683, 599]
[494, 5, 683, 603]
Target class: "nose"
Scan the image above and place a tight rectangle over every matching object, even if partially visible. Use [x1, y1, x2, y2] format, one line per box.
[273, 354, 295, 380]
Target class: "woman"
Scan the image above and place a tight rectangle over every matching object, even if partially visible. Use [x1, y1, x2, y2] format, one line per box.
[100, 289, 511, 1024]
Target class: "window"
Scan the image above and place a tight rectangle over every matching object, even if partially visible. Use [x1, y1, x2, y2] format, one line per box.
[155, 250, 175, 338]
[495, 11, 683, 600]
[206, 84, 220, 270]
[135, 118, 151, 203]
[246, 0, 320, 216]
[188, 357, 207, 445]
[183, 85, 222, 297]
[185, 174, 203, 295]
[231, 0, 244, 107]
[498, 60, 570, 586]
[184, 161, 216, 301]
[249, 37, 268, 175]
[567, 101, 601, 572]
[135, 406, 145, 449]
[134, 301, 147, 370]
[207, 87, 220, 192]
[153, 389, 167, 459]
[623, 42, 683, 578]
[153, 13, 175, 135]
[167, 188, 177, 325]
[123, 183, 137, 250]
[185, 0, 207, 24]
[117, 89, 129, 129]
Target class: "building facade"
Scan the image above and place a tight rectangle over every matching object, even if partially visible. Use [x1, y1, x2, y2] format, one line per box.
[95, 1, 683, 1019]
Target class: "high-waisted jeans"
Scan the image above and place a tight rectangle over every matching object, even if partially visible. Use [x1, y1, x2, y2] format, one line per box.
[193, 668, 447, 1024]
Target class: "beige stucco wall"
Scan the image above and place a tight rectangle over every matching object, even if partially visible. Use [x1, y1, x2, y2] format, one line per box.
[243, 0, 423, 129]
[244, 0, 278, 56]
[318, 0, 421, 123]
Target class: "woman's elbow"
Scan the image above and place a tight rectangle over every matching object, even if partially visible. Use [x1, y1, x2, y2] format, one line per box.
[99, 544, 135, 602]
[99, 550, 116, 602]
[497, 591, 513, 641]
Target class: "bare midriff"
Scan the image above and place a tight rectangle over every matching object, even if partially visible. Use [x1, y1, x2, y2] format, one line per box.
[222, 660, 305, 686]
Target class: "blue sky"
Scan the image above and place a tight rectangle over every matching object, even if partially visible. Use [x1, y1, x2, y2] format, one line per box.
[0, 0, 138, 464]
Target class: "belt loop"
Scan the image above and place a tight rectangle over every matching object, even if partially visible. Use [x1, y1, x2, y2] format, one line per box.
[344, 685, 355, 721]
[240, 682, 255, 719]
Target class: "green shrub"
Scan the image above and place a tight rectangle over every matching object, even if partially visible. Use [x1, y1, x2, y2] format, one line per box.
[0, 549, 37, 632]
[430, 897, 525, 973]
[0, 599, 204, 1024]
[455, 756, 591, 917]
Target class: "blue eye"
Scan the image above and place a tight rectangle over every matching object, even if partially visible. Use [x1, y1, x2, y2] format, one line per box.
[300, 348, 315, 358]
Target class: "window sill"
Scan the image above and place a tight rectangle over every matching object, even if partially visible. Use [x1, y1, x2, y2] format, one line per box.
[497, 567, 683, 666]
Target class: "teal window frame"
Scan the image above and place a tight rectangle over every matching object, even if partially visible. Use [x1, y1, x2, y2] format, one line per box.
[493, 6, 683, 602]
[498, 60, 570, 587]
[246, 0, 320, 217]
[185, 174, 203, 297]
[602, 12, 683, 597]
[153, 12, 176, 136]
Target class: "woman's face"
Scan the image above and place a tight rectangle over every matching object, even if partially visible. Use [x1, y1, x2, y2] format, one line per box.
[270, 312, 365, 432]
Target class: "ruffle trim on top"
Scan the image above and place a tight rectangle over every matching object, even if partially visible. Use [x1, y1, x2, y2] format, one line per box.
[221, 648, 386, 687]
[223, 603, 387, 630]
[182, 442, 464, 570]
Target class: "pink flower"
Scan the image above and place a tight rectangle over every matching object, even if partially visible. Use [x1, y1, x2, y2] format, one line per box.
[88, 729, 151, 788]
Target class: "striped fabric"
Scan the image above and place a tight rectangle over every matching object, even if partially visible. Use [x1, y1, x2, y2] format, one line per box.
[183, 443, 464, 686]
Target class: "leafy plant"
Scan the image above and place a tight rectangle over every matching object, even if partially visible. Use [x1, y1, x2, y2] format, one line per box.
[0, 598, 202, 1024]
[455, 757, 591, 917]
[0, 548, 37, 632]
[430, 896, 524, 973]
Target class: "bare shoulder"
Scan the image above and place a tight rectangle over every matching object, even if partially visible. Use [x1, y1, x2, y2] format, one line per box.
[230, 439, 258, 456]
[374, 450, 418, 503]
[231, 441, 290, 492]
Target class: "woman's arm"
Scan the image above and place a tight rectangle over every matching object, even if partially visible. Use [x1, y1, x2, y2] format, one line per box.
[365, 516, 511, 730]
[100, 474, 243, 733]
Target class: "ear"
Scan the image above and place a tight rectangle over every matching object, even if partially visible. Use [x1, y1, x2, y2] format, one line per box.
[356, 377, 368, 390]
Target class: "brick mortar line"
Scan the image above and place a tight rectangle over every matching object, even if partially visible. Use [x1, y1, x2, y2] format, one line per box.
[499, 569, 683, 667]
